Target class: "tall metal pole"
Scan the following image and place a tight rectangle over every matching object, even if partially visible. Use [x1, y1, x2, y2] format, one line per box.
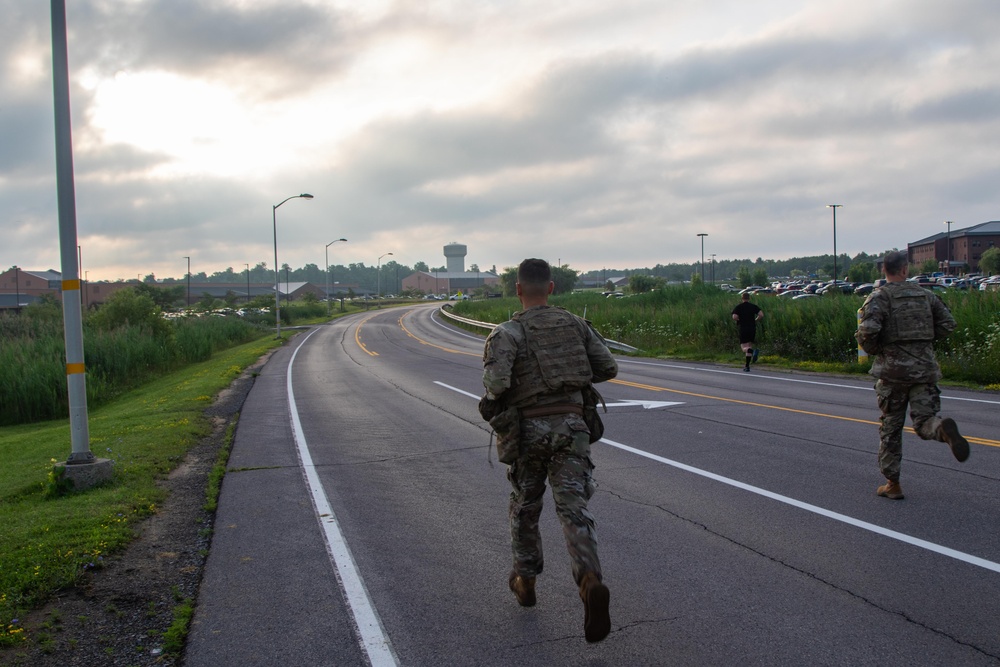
[14, 266, 19, 313]
[326, 238, 347, 316]
[184, 256, 191, 308]
[827, 205, 842, 284]
[272, 193, 313, 337]
[377, 252, 393, 308]
[944, 221, 953, 275]
[246, 263, 250, 303]
[51, 0, 103, 473]
[697, 233, 707, 282]
[710, 253, 716, 285]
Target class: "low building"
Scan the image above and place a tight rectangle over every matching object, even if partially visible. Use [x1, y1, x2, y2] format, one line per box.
[908, 221, 1000, 274]
[401, 271, 499, 296]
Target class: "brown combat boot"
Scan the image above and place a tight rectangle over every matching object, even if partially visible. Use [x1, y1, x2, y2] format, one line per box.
[508, 571, 536, 607]
[876, 479, 904, 500]
[939, 418, 970, 462]
[578, 572, 611, 643]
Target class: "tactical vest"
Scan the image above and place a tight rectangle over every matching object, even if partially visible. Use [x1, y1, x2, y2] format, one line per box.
[504, 307, 593, 407]
[881, 282, 935, 345]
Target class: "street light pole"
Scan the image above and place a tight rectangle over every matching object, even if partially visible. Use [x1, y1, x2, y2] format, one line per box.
[697, 233, 708, 283]
[827, 205, 842, 284]
[710, 253, 716, 285]
[377, 252, 393, 308]
[944, 221, 953, 275]
[272, 193, 314, 337]
[245, 263, 250, 304]
[183, 256, 190, 308]
[326, 238, 347, 316]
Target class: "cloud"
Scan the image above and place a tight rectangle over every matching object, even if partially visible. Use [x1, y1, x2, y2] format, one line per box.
[2, 0, 999, 279]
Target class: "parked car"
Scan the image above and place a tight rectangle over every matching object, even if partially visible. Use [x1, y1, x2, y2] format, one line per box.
[792, 293, 821, 300]
[777, 289, 805, 298]
[854, 283, 874, 296]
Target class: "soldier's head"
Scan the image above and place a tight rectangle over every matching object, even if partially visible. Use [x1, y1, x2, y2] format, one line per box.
[882, 251, 909, 279]
[516, 258, 554, 303]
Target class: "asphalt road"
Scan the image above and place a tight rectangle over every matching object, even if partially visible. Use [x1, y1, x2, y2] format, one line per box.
[185, 302, 1000, 666]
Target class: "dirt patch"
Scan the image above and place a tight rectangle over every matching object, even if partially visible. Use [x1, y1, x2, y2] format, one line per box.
[0, 354, 271, 667]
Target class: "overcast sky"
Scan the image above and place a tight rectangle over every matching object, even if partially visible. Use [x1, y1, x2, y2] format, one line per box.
[3, 0, 999, 281]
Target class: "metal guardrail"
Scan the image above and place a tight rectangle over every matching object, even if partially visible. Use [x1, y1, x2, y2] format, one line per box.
[438, 304, 639, 354]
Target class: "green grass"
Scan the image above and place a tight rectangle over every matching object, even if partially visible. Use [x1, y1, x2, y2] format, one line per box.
[0, 334, 283, 647]
[454, 287, 1000, 387]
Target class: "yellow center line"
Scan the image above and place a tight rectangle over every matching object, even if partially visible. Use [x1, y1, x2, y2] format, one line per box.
[354, 313, 380, 356]
[610, 378, 1000, 448]
[397, 311, 479, 357]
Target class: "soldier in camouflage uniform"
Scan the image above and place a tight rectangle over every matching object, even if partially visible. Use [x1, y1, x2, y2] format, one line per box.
[482, 258, 618, 643]
[855, 250, 969, 500]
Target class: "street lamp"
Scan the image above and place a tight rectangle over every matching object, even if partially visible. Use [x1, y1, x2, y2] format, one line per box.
[183, 256, 191, 308]
[710, 253, 716, 285]
[272, 193, 314, 337]
[245, 263, 251, 303]
[377, 252, 393, 307]
[944, 221, 953, 276]
[326, 238, 348, 315]
[697, 233, 708, 282]
[827, 205, 842, 283]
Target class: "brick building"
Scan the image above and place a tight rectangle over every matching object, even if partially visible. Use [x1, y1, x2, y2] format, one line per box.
[908, 221, 1000, 274]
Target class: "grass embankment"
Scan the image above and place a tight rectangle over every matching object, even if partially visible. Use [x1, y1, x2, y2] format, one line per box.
[454, 287, 1000, 388]
[0, 335, 283, 647]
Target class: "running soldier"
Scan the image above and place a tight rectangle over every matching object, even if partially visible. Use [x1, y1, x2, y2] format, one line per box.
[855, 250, 970, 500]
[481, 258, 618, 642]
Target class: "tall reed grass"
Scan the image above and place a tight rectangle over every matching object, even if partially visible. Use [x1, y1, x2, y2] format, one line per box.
[0, 311, 269, 426]
[454, 287, 1000, 387]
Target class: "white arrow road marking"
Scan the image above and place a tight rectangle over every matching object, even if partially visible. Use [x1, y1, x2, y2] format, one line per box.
[604, 400, 683, 409]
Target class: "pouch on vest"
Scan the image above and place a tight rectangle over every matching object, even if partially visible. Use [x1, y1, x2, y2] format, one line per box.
[489, 405, 521, 464]
[581, 385, 606, 444]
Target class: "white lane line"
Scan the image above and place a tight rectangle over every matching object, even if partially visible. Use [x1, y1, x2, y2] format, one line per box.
[618, 358, 1000, 404]
[601, 438, 1000, 575]
[434, 381, 1000, 575]
[289, 330, 399, 667]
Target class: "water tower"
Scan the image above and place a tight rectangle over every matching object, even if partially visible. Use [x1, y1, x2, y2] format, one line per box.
[444, 242, 467, 273]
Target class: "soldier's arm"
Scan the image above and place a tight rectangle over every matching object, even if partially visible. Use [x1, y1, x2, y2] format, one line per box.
[855, 293, 885, 355]
[931, 295, 957, 340]
[482, 326, 516, 400]
[585, 323, 618, 383]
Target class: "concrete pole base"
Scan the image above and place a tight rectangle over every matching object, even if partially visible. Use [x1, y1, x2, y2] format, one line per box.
[57, 458, 114, 491]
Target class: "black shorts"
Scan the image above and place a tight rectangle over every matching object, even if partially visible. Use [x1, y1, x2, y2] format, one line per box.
[738, 327, 756, 345]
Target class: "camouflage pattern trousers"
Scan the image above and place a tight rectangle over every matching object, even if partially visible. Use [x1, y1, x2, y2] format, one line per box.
[875, 379, 945, 481]
[507, 414, 600, 586]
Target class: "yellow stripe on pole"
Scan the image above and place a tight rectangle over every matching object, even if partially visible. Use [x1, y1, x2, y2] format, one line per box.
[63, 279, 80, 290]
[66, 363, 85, 375]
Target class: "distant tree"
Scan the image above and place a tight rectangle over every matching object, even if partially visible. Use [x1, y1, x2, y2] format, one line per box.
[919, 259, 938, 275]
[414, 261, 429, 272]
[629, 274, 662, 293]
[133, 282, 184, 309]
[500, 266, 518, 297]
[848, 262, 878, 284]
[979, 247, 1000, 276]
[605, 280, 614, 292]
[751, 268, 769, 287]
[736, 266, 753, 287]
[302, 292, 319, 304]
[689, 273, 703, 287]
[89, 288, 172, 338]
[551, 265, 579, 294]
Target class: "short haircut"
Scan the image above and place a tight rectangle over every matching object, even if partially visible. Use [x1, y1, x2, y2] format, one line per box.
[882, 250, 908, 276]
[741, 292, 750, 301]
[517, 258, 551, 296]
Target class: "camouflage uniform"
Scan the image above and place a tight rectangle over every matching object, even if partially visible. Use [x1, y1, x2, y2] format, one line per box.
[483, 305, 618, 585]
[855, 281, 956, 481]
